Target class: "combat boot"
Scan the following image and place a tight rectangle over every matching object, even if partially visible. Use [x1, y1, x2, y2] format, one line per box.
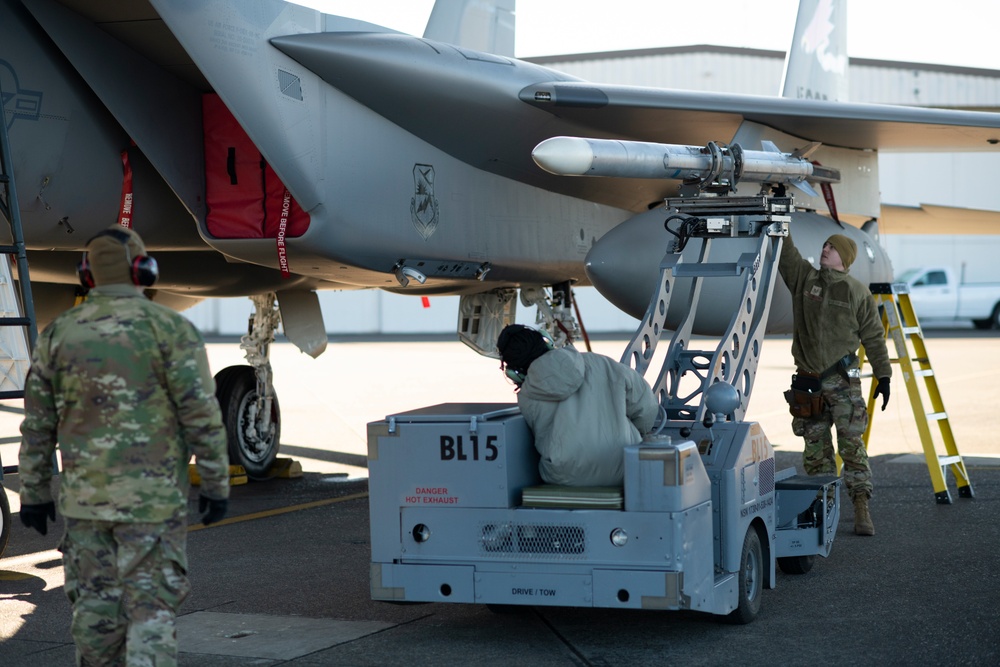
[853, 495, 875, 536]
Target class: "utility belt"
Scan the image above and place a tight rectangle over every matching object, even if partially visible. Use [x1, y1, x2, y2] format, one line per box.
[783, 353, 859, 418]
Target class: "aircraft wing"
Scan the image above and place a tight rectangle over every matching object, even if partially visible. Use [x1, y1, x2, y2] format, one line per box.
[519, 82, 1000, 151]
[269, 32, 1000, 213]
[23, 4, 1000, 215]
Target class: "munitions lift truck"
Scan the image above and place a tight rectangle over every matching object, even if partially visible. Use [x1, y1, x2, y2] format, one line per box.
[367, 192, 840, 623]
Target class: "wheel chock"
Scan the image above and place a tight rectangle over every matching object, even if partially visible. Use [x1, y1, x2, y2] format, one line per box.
[188, 464, 248, 486]
[269, 457, 303, 479]
[229, 465, 248, 486]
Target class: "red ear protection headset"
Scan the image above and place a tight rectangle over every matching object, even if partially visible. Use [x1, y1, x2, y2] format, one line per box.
[77, 228, 159, 289]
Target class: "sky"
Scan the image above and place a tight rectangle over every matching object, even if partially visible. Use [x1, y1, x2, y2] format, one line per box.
[294, 1, 1000, 71]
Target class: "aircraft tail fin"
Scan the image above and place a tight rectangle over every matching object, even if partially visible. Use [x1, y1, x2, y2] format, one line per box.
[779, 0, 849, 101]
[422, 0, 516, 56]
[731, 1, 876, 218]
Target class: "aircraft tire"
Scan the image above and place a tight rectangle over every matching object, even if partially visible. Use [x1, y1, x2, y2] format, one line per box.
[777, 554, 815, 575]
[726, 526, 763, 624]
[0, 483, 10, 559]
[215, 365, 281, 480]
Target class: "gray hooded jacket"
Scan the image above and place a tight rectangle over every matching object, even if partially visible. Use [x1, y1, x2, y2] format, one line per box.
[516, 346, 658, 486]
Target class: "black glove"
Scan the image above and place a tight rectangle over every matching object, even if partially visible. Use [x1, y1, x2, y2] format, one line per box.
[198, 494, 228, 526]
[873, 377, 890, 411]
[20, 501, 56, 536]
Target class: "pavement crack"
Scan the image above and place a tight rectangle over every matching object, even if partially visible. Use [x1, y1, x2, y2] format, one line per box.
[533, 609, 593, 666]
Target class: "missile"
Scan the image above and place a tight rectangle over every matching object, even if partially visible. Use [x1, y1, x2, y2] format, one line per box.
[532, 136, 839, 194]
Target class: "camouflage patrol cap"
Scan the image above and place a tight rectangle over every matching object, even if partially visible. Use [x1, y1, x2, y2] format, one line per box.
[85, 225, 147, 286]
[825, 234, 857, 270]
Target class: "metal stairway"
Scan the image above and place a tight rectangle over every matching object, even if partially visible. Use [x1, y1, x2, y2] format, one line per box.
[0, 83, 38, 400]
[0, 81, 38, 491]
[859, 282, 973, 504]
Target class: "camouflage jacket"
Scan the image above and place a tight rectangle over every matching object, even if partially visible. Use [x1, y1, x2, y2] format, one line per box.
[779, 233, 892, 381]
[19, 284, 229, 522]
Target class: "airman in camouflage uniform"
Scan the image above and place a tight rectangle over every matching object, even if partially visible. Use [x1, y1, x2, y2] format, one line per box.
[779, 231, 891, 536]
[18, 225, 230, 666]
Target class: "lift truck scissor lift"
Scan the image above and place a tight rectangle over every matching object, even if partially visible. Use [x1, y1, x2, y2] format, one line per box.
[368, 191, 841, 623]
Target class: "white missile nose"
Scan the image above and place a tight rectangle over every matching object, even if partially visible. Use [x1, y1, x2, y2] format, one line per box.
[532, 136, 596, 176]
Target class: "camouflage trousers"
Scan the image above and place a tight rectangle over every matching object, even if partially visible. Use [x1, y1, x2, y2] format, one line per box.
[791, 373, 873, 500]
[59, 515, 190, 667]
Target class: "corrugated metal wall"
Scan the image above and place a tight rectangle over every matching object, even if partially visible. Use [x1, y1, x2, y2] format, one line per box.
[531, 46, 1000, 107]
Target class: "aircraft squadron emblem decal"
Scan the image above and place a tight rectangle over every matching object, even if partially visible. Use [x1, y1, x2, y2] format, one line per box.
[410, 164, 440, 240]
[1, 61, 43, 130]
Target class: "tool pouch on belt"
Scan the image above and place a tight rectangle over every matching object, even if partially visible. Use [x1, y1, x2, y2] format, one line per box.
[783, 373, 824, 418]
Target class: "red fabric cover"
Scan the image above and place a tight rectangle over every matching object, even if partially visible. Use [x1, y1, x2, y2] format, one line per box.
[202, 94, 309, 239]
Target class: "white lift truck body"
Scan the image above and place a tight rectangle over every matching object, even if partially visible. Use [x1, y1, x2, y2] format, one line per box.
[368, 191, 841, 622]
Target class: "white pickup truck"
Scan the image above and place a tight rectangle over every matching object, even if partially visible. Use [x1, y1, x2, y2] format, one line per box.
[896, 266, 1000, 329]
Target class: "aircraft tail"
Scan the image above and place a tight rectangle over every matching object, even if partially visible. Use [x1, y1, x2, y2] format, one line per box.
[779, 0, 849, 101]
[422, 0, 516, 56]
[732, 0, 876, 222]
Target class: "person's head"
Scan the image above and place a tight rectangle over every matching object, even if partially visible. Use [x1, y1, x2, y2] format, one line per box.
[77, 225, 158, 289]
[821, 234, 857, 271]
[496, 324, 553, 385]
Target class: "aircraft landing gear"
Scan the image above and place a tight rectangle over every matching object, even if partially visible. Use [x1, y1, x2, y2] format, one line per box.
[214, 293, 281, 479]
[520, 281, 581, 349]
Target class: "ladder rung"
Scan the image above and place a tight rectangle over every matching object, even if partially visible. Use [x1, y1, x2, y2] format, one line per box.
[867, 289, 974, 503]
[0, 317, 31, 326]
[0, 390, 25, 400]
[673, 263, 745, 278]
[0, 245, 20, 254]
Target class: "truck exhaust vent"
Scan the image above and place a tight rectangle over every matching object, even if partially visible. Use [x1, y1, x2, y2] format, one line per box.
[479, 522, 586, 558]
[759, 457, 775, 496]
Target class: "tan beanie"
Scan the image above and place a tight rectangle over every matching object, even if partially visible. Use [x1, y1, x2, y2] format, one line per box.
[86, 225, 147, 286]
[825, 234, 857, 270]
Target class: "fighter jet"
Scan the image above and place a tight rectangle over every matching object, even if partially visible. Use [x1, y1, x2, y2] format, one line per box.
[1, 0, 998, 476]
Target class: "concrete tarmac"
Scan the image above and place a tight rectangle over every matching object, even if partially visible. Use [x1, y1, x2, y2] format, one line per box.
[2, 329, 999, 665]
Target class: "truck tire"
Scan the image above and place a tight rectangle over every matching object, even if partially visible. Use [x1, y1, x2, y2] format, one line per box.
[777, 555, 815, 575]
[973, 303, 1000, 330]
[727, 527, 763, 624]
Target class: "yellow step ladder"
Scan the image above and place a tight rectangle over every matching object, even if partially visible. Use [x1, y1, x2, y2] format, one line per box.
[859, 282, 973, 504]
